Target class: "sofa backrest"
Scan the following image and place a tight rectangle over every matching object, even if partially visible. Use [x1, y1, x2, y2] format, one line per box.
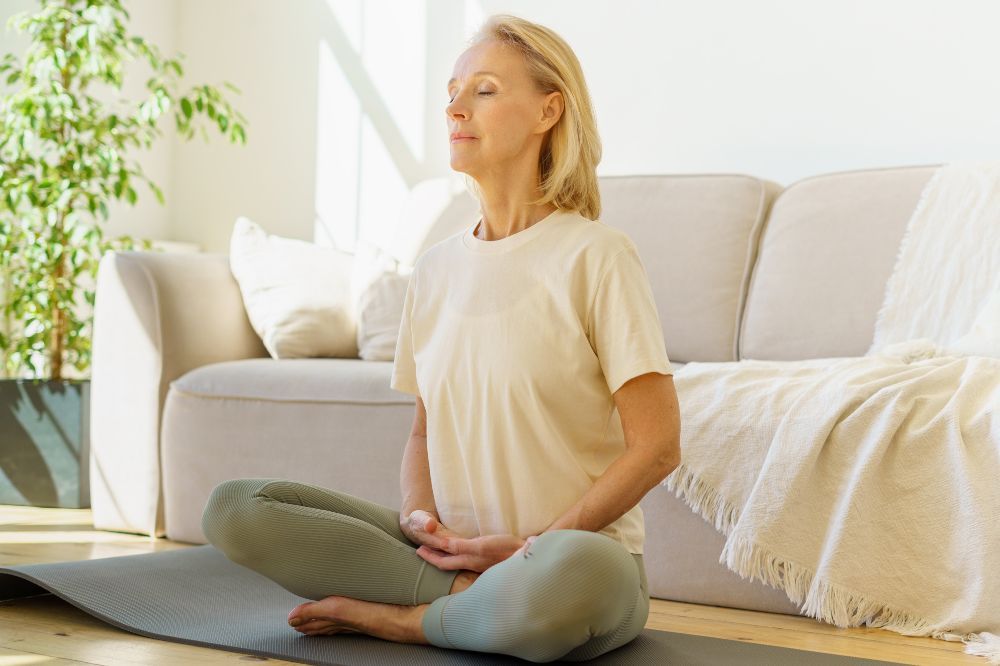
[598, 174, 782, 363]
[396, 165, 942, 365]
[739, 164, 940, 360]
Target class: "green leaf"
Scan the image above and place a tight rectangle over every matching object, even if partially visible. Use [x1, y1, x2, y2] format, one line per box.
[180, 97, 192, 119]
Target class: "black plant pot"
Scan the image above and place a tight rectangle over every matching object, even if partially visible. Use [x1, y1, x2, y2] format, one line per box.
[0, 378, 90, 508]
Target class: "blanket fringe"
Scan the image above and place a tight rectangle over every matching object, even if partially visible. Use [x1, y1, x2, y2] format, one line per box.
[661, 464, 1000, 664]
[662, 461, 742, 537]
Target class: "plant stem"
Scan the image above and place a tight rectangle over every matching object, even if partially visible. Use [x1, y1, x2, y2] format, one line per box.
[47, 12, 73, 382]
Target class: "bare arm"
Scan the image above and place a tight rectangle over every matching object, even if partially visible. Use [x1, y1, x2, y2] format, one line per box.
[399, 396, 439, 538]
[540, 372, 681, 534]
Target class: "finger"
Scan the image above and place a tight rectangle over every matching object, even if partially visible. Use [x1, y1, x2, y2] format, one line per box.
[415, 545, 447, 567]
[414, 530, 451, 551]
[416, 546, 474, 571]
[418, 544, 450, 557]
[432, 530, 467, 553]
[411, 515, 449, 544]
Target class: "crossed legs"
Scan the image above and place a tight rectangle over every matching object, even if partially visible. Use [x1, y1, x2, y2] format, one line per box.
[201, 478, 649, 662]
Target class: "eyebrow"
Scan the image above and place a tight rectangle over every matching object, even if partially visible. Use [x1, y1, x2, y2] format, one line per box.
[447, 71, 501, 87]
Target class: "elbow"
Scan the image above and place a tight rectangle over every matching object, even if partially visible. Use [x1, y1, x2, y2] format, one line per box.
[657, 438, 681, 474]
[658, 457, 680, 476]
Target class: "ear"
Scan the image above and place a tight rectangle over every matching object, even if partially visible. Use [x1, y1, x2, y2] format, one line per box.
[536, 90, 564, 133]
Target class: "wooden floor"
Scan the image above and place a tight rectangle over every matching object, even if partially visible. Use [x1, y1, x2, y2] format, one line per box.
[0, 505, 982, 665]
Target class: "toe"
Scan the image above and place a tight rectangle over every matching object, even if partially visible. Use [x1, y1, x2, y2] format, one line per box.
[288, 601, 314, 622]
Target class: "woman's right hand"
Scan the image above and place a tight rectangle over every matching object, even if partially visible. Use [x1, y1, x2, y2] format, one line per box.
[400, 509, 462, 551]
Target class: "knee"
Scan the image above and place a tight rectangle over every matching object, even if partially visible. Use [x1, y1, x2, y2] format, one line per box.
[529, 530, 634, 581]
[526, 530, 639, 622]
[201, 478, 270, 558]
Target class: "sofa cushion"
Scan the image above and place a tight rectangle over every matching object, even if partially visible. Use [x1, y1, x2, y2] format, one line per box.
[170, 357, 407, 404]
[162, 358, 414, 544]
[740, 165, 940, 360]
[171, 357, 689, 404]
[598, 175, 782, 363]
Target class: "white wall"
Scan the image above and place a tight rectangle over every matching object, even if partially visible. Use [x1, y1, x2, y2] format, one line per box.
[467, 0, 1000, 180]
[5, 0, 1000, 254]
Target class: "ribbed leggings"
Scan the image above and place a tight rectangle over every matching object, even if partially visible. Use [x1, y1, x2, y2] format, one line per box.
[201, 478, 649, 663]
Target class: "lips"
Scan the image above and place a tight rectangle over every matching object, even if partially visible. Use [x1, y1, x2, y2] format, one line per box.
[451, 132, 477, 141]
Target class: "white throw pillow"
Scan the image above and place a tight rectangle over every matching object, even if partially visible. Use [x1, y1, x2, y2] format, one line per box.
[351, 239, 411, 361]
[357, 269, 412, 361]
[229, 216, 358, 359]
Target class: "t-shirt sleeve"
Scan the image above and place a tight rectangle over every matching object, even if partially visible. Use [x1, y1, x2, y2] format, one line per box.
[588, 243, 673, 395]
[390, 269, 420, 397]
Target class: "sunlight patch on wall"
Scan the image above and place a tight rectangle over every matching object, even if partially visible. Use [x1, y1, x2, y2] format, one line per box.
[358, 115, 408, 251]
[363, 0, 426, 165]
[315, 38, 362, 252]
[314, 0, 428, 253]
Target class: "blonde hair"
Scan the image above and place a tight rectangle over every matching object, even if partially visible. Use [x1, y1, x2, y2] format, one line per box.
[462, 14, 602, 221]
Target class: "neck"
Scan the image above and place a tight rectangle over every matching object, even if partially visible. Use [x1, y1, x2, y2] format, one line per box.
[471, 156, 555, 240]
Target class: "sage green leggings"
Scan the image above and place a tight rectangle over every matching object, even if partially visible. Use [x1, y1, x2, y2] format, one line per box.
[201, 478, 649, 662]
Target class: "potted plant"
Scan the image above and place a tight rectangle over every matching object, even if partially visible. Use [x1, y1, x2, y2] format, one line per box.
[0, 0, 248, 508]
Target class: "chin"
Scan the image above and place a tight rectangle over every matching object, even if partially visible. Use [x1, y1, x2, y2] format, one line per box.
[449, 159, 478, 177]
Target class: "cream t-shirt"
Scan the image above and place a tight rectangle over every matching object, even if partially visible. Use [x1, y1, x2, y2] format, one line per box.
[389, 207, 672, 554]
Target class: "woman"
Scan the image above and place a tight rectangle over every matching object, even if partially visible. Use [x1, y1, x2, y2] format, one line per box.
[201, 14, 681, 662]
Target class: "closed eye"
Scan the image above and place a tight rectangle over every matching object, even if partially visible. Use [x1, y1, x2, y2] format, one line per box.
[448, 91, 496, 103]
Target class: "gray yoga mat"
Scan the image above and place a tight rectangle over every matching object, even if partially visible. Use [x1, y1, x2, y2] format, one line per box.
[0, 545, 899, 665]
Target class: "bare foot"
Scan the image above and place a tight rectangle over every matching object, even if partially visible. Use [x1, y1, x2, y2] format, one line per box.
[285, 571, 481, 641]
[288, 596, 430, 644]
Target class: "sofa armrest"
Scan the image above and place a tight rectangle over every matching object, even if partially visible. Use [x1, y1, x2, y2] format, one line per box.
[89, 251, 267, 537]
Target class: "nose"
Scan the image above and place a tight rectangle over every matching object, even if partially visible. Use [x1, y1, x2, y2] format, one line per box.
[446, 96, 468, 122]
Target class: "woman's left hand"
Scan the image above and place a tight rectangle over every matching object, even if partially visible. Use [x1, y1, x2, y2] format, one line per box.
[414, 533, 533, 573]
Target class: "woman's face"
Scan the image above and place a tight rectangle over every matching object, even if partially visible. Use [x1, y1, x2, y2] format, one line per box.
[446, 39, 562, 179]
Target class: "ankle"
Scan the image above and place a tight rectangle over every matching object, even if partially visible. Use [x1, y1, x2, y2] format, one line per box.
[448, 570, 479, 594]
[408, 603, 431, 645]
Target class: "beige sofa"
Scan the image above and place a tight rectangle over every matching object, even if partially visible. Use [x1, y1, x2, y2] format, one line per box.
[89, 164, 939, 618]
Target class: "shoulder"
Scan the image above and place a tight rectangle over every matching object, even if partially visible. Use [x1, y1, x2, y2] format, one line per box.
[555, 210, 638, 275]
[562, 209, 630, 243]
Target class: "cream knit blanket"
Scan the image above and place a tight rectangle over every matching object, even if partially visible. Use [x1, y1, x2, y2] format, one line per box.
[662, 162, 1000, 662]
